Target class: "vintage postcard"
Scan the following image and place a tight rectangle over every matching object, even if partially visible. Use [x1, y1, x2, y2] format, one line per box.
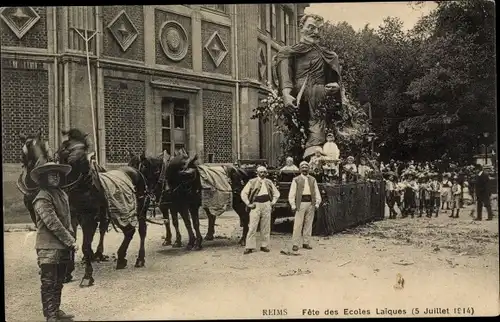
[2, 2, 498, 320]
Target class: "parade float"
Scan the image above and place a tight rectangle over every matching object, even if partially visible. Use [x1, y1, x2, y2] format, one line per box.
[248, 14, 386, 235]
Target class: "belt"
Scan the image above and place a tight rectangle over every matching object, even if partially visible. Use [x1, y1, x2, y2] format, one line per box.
[301, 195, 312, 202]
[254, 195, 271, 203]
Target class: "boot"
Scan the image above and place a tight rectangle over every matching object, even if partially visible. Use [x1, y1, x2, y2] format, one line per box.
[454, 209, 460, 218]
[449, 210, 454, 218]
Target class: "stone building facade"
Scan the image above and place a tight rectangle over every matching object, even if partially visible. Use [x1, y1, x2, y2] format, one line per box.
[1, 4, 308, 170]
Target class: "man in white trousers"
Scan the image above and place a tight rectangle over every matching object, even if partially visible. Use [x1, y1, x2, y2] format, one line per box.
[240, 166, 280, 254]
[289, 161, 322, 251]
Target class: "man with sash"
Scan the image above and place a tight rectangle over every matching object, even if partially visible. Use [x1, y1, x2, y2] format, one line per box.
[288, 161, 322, 251]
[240, 166, 280, 254]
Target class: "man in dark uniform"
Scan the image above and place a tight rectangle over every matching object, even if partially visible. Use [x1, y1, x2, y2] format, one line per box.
[474, 164, 494, 221]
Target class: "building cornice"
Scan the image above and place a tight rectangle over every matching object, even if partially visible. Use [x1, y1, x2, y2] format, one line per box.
[1, 48, 264, 88]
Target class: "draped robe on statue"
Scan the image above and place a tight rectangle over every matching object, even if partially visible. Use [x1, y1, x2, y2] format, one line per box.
[274, 42, 342, 159]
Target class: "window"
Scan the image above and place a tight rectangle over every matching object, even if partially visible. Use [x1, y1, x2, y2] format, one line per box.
[203, 4, 226, 13]
[280, 7, 286, 43]
[284, 10, 293, 45]
[173, 106, 185, 129]
[271, 4, 277, 39]
[161, 104, 172, 154]
[259, 5, 266, 31]
[265, 5, 271, 33]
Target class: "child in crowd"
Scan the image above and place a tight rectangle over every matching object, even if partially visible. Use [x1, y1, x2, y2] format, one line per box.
[308, 147, 325, 174]
[402, 172, 419, 218]
[430, 173, 441, 217]
[462, 181, 473, 205]
[385, 173, 398, 219]
[450, 177, 462, 218]
[357, 157, 372, 180]
[441, 173, 452, 211]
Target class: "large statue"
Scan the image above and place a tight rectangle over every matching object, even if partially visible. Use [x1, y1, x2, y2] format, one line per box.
[274, 13, 342, 160]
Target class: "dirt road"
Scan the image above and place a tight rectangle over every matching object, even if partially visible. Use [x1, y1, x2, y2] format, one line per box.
[4, 206, 499, 321]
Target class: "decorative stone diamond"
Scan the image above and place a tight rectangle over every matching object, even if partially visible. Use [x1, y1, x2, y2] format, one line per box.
[204, 31, 228, 68]
[107, 10, 139, 52]
[258, 47, 267, 81]
[159, 20, 189, 62]
[0, 7, 40, 39]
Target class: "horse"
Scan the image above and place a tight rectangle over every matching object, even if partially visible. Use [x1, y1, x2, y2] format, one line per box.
[127, 150, 183, 248]
[56, 128, 149, 287]
[130, 151, 254, 248]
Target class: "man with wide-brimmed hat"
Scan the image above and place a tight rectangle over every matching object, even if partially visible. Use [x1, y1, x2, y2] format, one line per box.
[240, 166, 280, 254]
[288, 161, 322, 251]
[31, 162, 77, 321]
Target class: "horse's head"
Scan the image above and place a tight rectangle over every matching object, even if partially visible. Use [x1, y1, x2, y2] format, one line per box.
[130, 150, 170, 194]
[225, 165, 254, 193]
[20, 128, 52, 171]
[164, 152, 201, 195]
[56, 128, 91, 177]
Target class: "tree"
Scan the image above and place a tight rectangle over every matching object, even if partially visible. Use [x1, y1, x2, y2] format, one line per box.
[402, 0, 496, 161]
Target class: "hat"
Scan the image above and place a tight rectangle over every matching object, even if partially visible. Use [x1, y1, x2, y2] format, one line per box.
[299, 161, 309, 169]
[347, 156, 354, 161]
[30, 162, 72, 184]
[256, 166, 267, 172]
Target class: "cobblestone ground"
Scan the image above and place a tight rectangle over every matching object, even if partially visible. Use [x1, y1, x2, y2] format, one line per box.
[4, 204, 499, 321]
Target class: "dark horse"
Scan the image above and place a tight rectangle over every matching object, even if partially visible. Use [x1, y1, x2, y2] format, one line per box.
[18, 128, 52, 226]
[130, 151, 254, 247]
[56, 129, 149, 286]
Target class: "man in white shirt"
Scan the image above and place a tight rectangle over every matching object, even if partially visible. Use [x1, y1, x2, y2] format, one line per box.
[240, 166, 280, 254]
[288, 161, 322, 251]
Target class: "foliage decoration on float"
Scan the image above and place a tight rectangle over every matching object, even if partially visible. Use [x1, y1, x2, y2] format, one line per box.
[251, 81, 370, 164]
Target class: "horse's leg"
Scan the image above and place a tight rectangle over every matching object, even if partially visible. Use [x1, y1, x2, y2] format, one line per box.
[190, 204, 203, 250]
[94, 217, 110, 262]
[25, 196, 37, 226]
[135, 216, 147, 268]
[116, 224, 135, 270]
[64, 215, 79, 283]
[178, 206, 195, 250]
[134, 194, 148, 268]
[171, 207, 183, 248]
[205, 208, 216, 241]
[159, 204, 172, 246]
[234, 200, 249, 246]
[79, 217, 97, 287]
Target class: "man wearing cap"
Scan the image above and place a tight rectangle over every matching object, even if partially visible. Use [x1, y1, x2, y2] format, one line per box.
[31, 162, 78, 321]
[288, 161, 322, 251]
[240, 166, 280, 254]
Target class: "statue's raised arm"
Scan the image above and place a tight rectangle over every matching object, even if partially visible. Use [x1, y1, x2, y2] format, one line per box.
[274, 14, 343, 160]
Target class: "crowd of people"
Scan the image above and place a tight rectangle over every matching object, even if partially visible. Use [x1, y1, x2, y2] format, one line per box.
[276, 139, 496, 222]
[382, 160, 495, 221]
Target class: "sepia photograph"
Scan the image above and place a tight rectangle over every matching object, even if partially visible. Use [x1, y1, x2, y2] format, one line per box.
[1, 1, 498, 320]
